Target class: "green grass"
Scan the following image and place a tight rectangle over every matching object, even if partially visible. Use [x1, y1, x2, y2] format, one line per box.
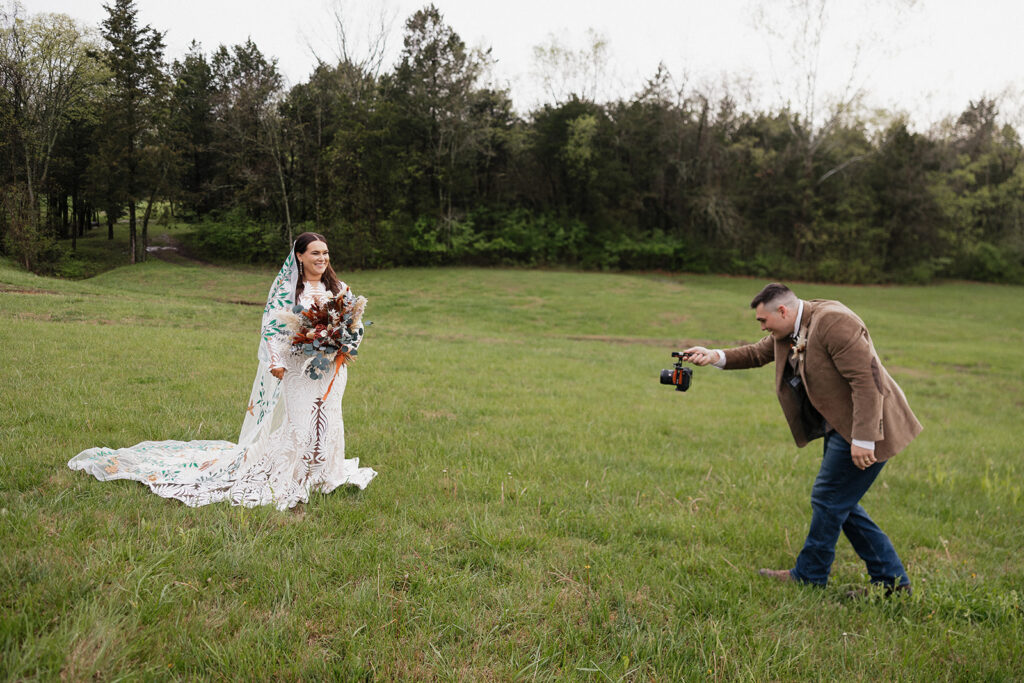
[1, 245, 1022, 680]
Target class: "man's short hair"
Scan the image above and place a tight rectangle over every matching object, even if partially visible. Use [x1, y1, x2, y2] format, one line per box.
[750, 283, 796, 309]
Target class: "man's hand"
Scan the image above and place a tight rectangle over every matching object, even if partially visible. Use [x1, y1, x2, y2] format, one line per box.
[851, 444, 877, 470]
[682, 346, 721, 366]
[270, 366, 285, 380]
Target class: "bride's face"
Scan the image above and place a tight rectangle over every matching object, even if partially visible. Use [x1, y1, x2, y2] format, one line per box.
[298, 240, 330, 279]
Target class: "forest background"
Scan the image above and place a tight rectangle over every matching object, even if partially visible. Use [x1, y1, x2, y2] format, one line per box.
[2, 0, 1023, 284]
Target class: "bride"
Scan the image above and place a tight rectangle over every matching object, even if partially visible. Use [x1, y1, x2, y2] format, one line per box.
[68, 232, 377, 510]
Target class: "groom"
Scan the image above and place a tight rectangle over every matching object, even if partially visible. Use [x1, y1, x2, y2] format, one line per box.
[684, 283, 922, 594]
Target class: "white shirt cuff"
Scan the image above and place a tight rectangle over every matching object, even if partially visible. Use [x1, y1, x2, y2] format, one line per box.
[711, 350, 726, 369]
[852, 438, 875, 451]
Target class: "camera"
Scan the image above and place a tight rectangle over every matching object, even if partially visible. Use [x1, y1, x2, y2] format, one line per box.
[660, 351, 693, 392]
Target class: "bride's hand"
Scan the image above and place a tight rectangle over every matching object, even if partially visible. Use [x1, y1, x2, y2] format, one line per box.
[270, 367, 285, 380]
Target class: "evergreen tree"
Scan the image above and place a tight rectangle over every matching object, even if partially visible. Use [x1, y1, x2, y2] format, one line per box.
[169, 41, 217, 217]
[96, 0, 166, 262]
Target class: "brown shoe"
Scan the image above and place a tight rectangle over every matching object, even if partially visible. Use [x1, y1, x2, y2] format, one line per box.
[758, 568, 794, 582]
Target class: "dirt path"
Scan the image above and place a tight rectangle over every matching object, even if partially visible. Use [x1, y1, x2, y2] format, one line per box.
[146, 233, 216, 266]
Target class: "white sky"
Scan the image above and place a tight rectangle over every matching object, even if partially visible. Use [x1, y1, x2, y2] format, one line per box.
[22, 0, 1024, 129]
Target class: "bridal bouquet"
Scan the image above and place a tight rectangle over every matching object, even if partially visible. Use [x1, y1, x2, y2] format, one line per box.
[274, 286, 367, 384]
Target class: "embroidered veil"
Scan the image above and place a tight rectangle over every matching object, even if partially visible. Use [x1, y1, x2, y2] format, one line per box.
[237, 245, 298, 448]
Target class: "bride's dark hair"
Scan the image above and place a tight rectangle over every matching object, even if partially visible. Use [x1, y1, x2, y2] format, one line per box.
[294, 231, 342, 300]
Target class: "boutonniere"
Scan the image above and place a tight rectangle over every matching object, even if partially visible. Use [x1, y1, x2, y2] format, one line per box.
[791, 332, 808, 355]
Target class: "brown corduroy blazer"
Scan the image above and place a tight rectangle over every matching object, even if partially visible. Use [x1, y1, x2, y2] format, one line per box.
[723, 299, 922, 461]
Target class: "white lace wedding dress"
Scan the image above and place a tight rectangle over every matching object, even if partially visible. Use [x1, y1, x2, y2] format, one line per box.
[68, 280, 376, 510]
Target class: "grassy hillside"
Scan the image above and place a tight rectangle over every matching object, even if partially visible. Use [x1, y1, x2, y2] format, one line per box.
[1, 254, 1021, 680]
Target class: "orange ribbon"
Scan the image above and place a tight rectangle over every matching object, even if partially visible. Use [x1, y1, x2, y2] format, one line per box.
[320, 351, 351, 401]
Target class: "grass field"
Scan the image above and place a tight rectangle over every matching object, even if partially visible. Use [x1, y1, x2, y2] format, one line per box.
[1, 227, 1022, 680]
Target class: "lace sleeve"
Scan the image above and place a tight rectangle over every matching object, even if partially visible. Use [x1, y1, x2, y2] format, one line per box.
[267, 333, 287, 370]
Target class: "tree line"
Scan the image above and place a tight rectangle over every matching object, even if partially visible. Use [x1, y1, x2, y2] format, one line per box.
[2, 0, 1022, 283]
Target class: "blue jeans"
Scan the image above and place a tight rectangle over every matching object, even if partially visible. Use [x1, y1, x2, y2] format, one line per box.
[790, 431, 909, 587]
